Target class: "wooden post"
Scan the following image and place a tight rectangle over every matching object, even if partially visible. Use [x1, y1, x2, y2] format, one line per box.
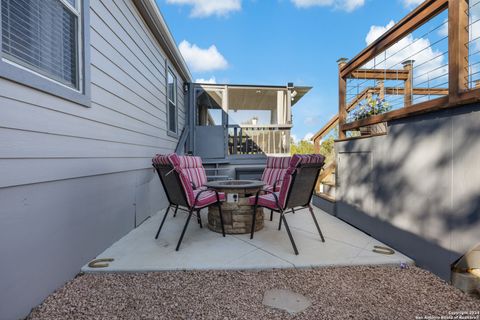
[377, 80, 385, 100]
[402, 60, 414, 107]
[313, 137, 320, 154]
[233, 127, 238, 154]
[448, 0, 469, 104]
[338, 58, 349, 139]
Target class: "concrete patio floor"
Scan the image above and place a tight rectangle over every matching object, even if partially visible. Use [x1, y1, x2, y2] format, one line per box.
[82, 206, 413, 272]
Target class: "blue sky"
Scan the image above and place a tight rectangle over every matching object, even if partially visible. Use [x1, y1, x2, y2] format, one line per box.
[157, 0, 424, 141]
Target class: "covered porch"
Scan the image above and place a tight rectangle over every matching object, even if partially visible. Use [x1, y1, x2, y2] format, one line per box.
[190, 83, 310, 160]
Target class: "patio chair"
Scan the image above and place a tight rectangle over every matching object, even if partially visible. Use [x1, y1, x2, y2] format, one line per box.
[248, 154, 326, 255]
[152, 154, 226, 251]
[261, 156, 291, 221]
[172, 155, 209, 217]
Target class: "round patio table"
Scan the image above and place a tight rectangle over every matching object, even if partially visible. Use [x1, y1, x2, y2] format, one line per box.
[205, 180, 265, 234]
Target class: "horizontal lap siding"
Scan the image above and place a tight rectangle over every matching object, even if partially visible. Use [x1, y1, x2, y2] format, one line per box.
[0, 1, 187, 318]
[0, 0, 187, 188]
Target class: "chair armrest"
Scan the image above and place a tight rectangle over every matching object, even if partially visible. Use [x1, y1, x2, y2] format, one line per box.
[253, 189, 281, 208]
[255, 189, 276, 196]
[273, 179, 284, 190]
[193, 188, 223, 205]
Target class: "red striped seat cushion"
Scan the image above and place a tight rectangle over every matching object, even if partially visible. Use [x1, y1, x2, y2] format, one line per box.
[193, 189, 226, 208]
[247, 192, 280, 209]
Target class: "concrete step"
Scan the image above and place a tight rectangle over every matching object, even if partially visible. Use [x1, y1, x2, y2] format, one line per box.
[202, 159, 230, 165]
[319, 183, 336, 198]
[207, 175, 230, 181]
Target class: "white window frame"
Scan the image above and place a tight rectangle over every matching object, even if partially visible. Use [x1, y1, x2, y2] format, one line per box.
[167, 66, 178, 136]
[0, 0, 91, 107]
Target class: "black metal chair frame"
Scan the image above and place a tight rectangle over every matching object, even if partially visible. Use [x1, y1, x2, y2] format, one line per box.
[250, 163, 325, 255]
[268, 178, 296, 221]
[153, 163, 225, 251]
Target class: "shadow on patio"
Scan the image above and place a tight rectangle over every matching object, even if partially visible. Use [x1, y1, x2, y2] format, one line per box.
[82, 206, 412, 272]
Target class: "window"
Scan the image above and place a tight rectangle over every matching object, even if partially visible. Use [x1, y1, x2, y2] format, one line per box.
[167, 67, 177, 134]
[0, 0, 90, 105]
[196, 88, 224, 126]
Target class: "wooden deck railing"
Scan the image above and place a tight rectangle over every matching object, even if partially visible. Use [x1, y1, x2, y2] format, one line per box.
[315, 160, 336, 197]
[228, 125, 292, 155]
[338, 0, 479, 139]
[313, 0, 480, 201]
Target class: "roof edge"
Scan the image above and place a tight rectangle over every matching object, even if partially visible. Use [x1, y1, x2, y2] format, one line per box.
[133, 0, 192, 82]
[194, 83, 312, 90]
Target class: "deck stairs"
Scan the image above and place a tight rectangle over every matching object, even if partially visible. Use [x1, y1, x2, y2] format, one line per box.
[316, 161, 336, 202]
[202, 159, 231, 181]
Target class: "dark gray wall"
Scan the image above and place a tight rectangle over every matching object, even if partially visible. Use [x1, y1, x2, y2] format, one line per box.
[0, 171, 166, 320]
[335, 103, 480, 280]
[312, 194, 335, 216]
[0, 0, 185, 318]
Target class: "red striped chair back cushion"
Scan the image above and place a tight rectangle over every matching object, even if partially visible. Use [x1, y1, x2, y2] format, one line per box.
[152, 153, 196, 207]
[278, 154, 325, 208]
[261, 156, 291, 190]
[177, 156, 207, 189]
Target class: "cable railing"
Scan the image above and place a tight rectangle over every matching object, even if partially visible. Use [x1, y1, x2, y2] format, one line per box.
[312, 0, 480, 201]
[344, 8, 449, 128]
[336, 0, 480, 139]
[467, 0, 480, 88]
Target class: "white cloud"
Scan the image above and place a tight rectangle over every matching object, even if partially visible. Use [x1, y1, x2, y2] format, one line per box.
[402, 0, 424, 8]
[303, 132, 315, 141]
[470, 4, 480, 47]
[364, 20, 447, 87]
[195, 76, 217, 84]
[166, 0, 241, 17]
[468, 4, 480, 85]
[291, 0, 365, 12]
[303, 116, 320, 125]
[438, 18, 448, 37]
[365, 20, 395, 46]
[179, 40, 228, 72]
[291, 133, 314, 143]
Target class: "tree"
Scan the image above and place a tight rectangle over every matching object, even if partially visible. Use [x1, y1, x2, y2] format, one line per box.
[318, 136, 335, 164]
[290, 139, 315, 155]
[290, 134, 335, 164]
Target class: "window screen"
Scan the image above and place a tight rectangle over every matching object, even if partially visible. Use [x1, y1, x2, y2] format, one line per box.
[169, 103, 176, 132]
[1, 0, 79, 89]
[167, 68, 177, 133]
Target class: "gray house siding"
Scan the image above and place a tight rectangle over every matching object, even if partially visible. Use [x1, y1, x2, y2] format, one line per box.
[0, 1, 186, 319]
[335, 103, 480, 280]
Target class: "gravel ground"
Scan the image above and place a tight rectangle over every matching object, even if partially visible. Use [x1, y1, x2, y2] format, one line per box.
[27, 266, 479, 320]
